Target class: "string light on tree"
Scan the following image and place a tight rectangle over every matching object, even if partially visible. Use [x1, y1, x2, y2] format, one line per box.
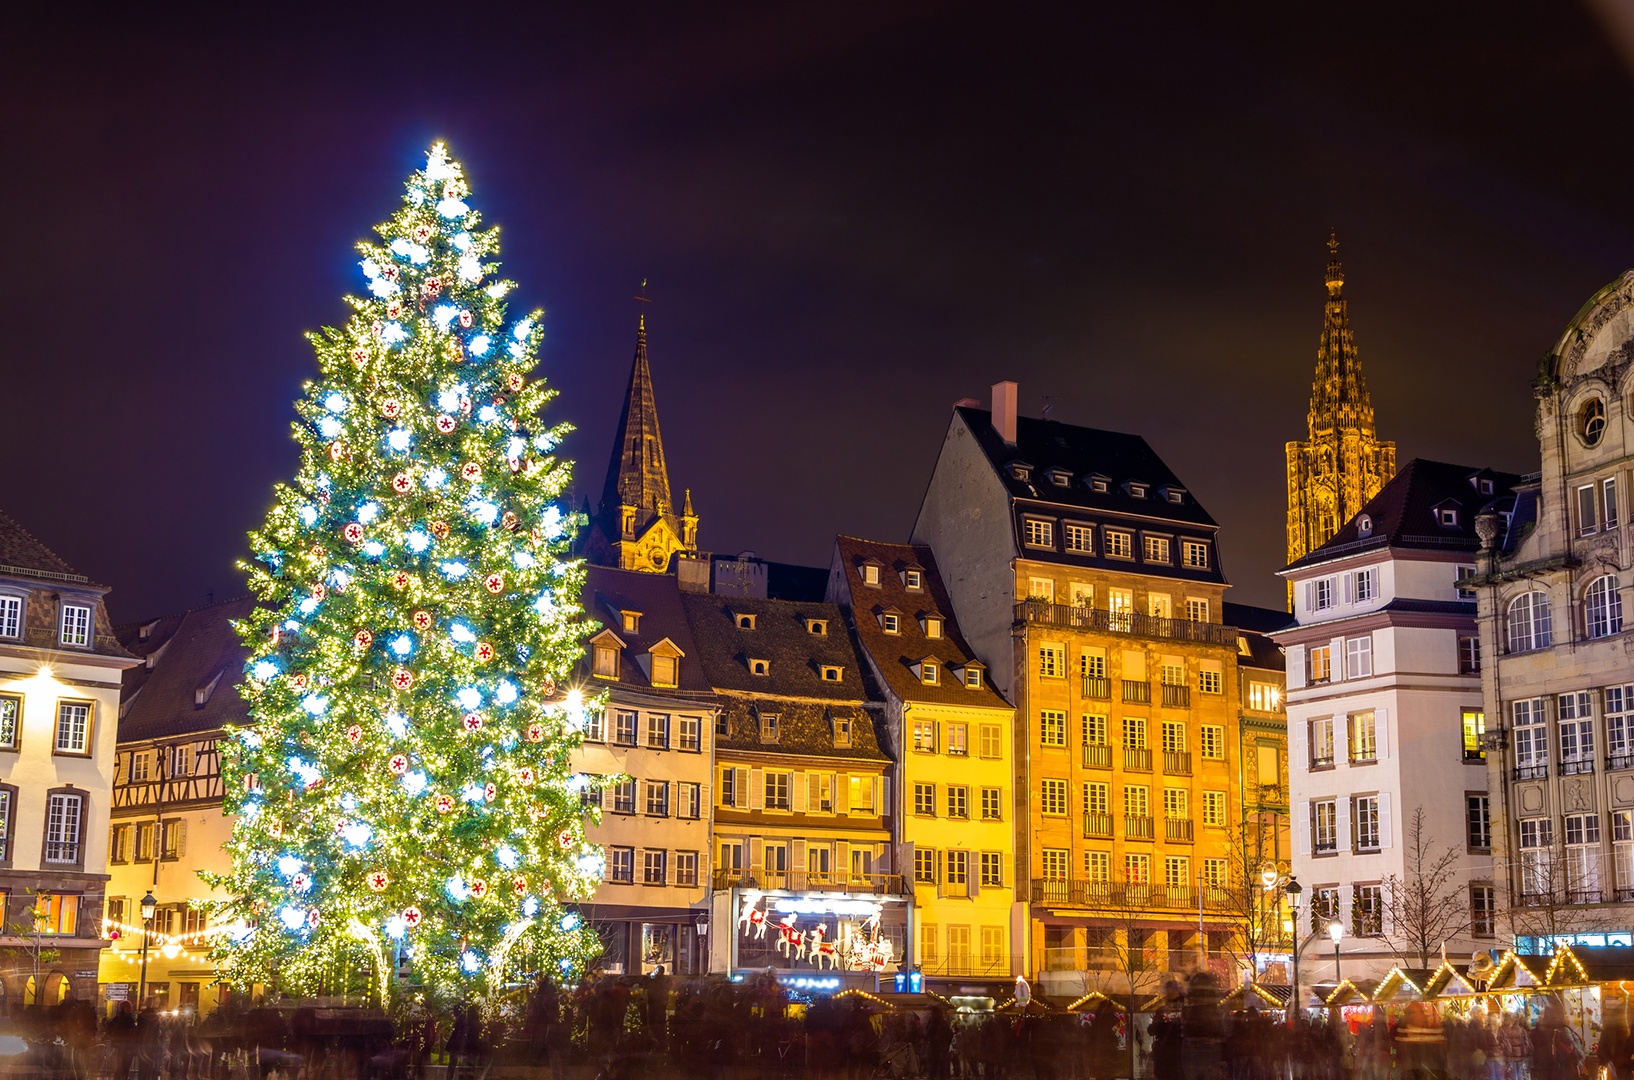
[207, 142, 603, 1005]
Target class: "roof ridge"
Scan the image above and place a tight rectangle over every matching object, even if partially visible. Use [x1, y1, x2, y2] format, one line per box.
[114, 593, 257, 633]
[0, 509, 90, 581]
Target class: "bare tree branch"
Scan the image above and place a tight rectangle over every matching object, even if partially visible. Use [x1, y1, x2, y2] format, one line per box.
[1382, 807, 1470, 969]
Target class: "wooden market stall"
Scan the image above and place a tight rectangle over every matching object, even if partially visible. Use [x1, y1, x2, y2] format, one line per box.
[1541, 945, 1634, 1056]
[1482, 950, 1552, 1023]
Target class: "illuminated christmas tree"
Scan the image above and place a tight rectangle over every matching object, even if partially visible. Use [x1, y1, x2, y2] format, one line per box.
[211, 143, 603, 1004]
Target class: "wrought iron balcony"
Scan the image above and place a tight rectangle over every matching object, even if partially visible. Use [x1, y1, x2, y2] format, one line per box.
[1161, 683, 1191, 708]
[1082, 744, 1111, 769]
[709, 869, 908, 894]
[1123, 680, 1151, 704]
[1124, 747, 1152, 771]
[1015, 601, 1239, 646]
[1165, 818, 1194, 842]
[1082, 676, 1111, 700]
[1030, 877, 1239, 912]
[1562, 758, 1595, 776]
[1162, 750, 1192, 775]
[1126, 815, 1154, 840]
[1514, 763, 1549, 781]
[1083, 812, 1113, 838]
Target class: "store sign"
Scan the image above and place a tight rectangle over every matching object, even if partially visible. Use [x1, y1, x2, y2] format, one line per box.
[105, 985, 131, 1000]
[738, 889, 895, 971]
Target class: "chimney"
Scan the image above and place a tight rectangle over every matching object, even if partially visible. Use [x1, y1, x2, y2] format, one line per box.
[991, 381, 1018, 445]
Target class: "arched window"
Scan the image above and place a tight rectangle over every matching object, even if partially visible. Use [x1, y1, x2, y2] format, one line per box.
[1586, 575, 1624, 639]
[1507, 592, 1554, 653]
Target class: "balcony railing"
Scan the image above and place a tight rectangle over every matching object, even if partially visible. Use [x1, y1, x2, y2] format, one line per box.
[709, 869, 908, 894]
[1562, 758, 1595, 776]
[1163, 750, 1192, 775]
[1616, 887, 1634, 903]
[1610, 753, 1634, 772]
[918, 955, 1015, 978]
[1165, 818, 1194, 842]
[1083, 812, 1113, 838]
[1082, 744, 1111, 769]
[1123, 680, 1151, 704]
[1015, 601, 1238, 646]
[43, 842, 79, 865]
[1126, 815, 1154, 840]
[1124, 747, 1152, 771]
[1082, 676, 1111, 700]
[1161, 684, 1191, 708]
[1310, 754, 1335, 769]
[1030, 878, 1240, 912]
[1514, 763, 1549, 781]
[1570, 888, 1604, 904]
[1313, 839, 1337, 855]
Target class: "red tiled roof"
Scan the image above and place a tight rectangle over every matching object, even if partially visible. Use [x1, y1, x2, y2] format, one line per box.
[115, 597, 256, 742]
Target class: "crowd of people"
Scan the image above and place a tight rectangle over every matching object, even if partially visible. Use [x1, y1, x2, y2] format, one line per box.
[4, 972, 1632, 1080]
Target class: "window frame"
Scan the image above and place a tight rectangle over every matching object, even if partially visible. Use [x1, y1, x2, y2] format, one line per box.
[42, 788, 87, 869]
[0, 595, 21, 640]
[53, 700, 94, 757]
[1022, 518, 1055, 549]
[58, 602, 92, 649]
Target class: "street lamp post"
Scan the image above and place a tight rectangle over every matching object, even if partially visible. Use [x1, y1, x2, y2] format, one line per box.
[1284, 878, 1302, 1029]
[137, 890, 157, 1010]
[1327, 920, 1344, 983]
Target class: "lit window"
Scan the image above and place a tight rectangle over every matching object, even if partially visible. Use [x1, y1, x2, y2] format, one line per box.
[1181, 541, 1209, 569]
[903, 569, 923, 590]
[650, 653, 678, 688]
[0, 694, 18, 750]
[1040, 710, 1066, 747]
[1143, 536, 1171, 563]
[862, 564, 880, 586]
[592, 643, 619, 679]
[922, 662, 939, 685]
[1586, 575, 1624, 639]
[923, 615, 944, 639]
[1024, 518, 1054, 548]
[1199, 725, 1224, 760]
[55, 702, 91, 755]
[749, 659, 770, 676]
[964, 666, 983, 689]
[44, 793, 82, 864]
[1105, 531, 1133, 558]
[59, 603, 91, 648]
[1038, 643, 1066, 678]
[1064, 523, 1093, 553]
[881, 613, 900, 634]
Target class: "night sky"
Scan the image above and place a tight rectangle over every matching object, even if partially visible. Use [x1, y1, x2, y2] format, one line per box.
[5, 3, 1634, 621]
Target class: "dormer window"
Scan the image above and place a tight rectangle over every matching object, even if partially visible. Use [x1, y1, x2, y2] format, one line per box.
[1023, 518, 1054, 548]
[861, 563, 881, 587]
[646, 638, 684, 689]
[922, 662, 939, 685]
[902, 568, 924, 591]
[194, 671, 223, 709]
[1088, 475, 1110, 494]
[59, 602, 92, 648]
[1473, 475, 1495, 495]
[881, 612, 901, 634]
[805, 617, 828, 636]
[963, 665, 983, 689]
[1438, 506, 1460, 528]
[1126, 482, 1148, 499]
[749, 658, 770, 677]
[759, 713, 780, 743]
[620, 610, 641, 633]
[736, 613, 757, 630]
[833, 716, 852, 748]
[922, 615, 944, 639]
[1009, 462, 1032, 482]
[1048, 469, 1072, 488]
[593, 643, 619, 679]
[1163, 486, 1186, 505]
[820, 664, 843, 682]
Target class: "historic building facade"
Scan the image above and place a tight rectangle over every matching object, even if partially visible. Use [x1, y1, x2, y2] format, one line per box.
[1278, 460, 1516, 996]
[0, 510, 137, 1008]
[912, 383, 1248, 995]
[585, 318, 700, 573]
[576, 566, 718, 975]
[827, 537, 1019, 991]
[681, 592, 901, 985]
[101, 597, 253, 1014]
[1472, 272, 1634, 948]
[1286, 236, 1397, 608]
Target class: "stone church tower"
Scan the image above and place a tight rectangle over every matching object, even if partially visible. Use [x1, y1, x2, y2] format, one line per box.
[1285, 235, 1396, 606]
[586, 317, 699, 572]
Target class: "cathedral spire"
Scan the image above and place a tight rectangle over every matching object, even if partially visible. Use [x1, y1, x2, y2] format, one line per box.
[601, 317, 674, 521]
[1285, 233, 1397, 606]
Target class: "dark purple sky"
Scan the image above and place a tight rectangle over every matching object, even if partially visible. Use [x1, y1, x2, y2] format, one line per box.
[4, 3, 1633, 621]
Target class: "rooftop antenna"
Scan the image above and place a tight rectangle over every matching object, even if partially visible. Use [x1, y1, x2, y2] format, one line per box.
[1041, 394, 1054, 422]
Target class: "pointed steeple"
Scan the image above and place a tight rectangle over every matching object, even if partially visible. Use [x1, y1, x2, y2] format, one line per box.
[601, 316, 675, 521]
[1306, 231, 1377, 440]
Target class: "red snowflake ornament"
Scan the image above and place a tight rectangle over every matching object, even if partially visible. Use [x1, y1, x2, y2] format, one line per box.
[435, 415, 457, 434]
[422, 277, 443, 298]
[382, 265, 400, 281]
[381, 399, 402, 419]
[291, 674, 309, 690]
[411, 609, 433, 630]
[412, 223, 432, 243]
[388, 753, 409, 775]
[431, 521, 450, 539]
[342, 522, 364, 544]
[290, 872, 310, 893]
[460, 461, 482, 482]
[462, 712, 483, 733]
[307, 908, 321, 928]
[458, 310, 473, 329]
[557, 829, 575, 849]
[367, 870, 389, 892]
[512, 877, 528, 895]
[329, 441, 347, 462]
[350, 346, 369, 366]
[386, 301, 403, 319]
[500, 511, 518, 531]
[402, 905, 423, 928]
[484, 782, 497, 802]
[311, 582, 327, 601]
[506, 373, 524, 392]
[525, 722, 545, 743]
[389, 570, 411, 590]
[474, 642, 495, 663]
[516, 766, 535, 785]
[469, 879, 489, 899]
[434, 794, 455, 814]
[353, 629, 373, 649]
[345, 724, 363, 745]
[483, 573, 505, 594]
[391, 669, 414, 691]
[390, 473, 412, 494]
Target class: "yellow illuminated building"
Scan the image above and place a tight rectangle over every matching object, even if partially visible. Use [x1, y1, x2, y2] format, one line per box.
[828, 538, 1019, 990]
[912, 383, 1256, 997]
[1285, 234, 1396, 608]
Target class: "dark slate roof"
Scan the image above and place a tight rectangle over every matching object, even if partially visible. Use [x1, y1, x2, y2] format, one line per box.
[0, 510, 101, 587]
[1236, 629, 1284, 673]
[953, 406, 1218, 527]
[581, 566, 715, 695]
[766, 562, 829, 603]
[679, 593, 874, 701]
[1223, 603, 1295, 635]
[1285, 459, 1526, 572]
[713, 698, 889, 762]
[832, 537, 1012, 710]
[115, 597, 257, 742]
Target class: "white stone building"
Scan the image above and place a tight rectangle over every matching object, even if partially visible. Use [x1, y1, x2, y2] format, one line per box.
[1275, 460, 1516, 997]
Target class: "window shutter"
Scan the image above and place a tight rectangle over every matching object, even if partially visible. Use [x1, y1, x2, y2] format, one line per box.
[749, 837, 764, 871]
[791, 839, 807, 878]
[1379, 793, 1393, 849]
[837, 840, 851, 878]
[1343, 574, 1353, 604]
[793, 772, 808, 813]
[1375, 708, 1389, 760]
[1337, 798, 1351, 851]
[827, 774, 838, 812]
[1291, 720, 1307, 771]
[174, 820, 187, 858]
[1297, 801, 1311, 856]
[875, 776, 885, 815]
[970, 851, 982, 896]
[749, 768, 763, 811]
[734, 768, 748, 808]
[837, 772, 850, 815]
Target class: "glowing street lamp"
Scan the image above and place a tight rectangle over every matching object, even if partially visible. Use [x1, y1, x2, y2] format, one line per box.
[137, 890, 157, 1009]
[1327, 919, 1344, 982]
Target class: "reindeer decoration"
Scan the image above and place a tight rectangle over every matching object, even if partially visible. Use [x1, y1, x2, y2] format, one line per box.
[807, 922, 839, 970]
[774, 912, 806, 959]
[737, 890, 769, 939]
